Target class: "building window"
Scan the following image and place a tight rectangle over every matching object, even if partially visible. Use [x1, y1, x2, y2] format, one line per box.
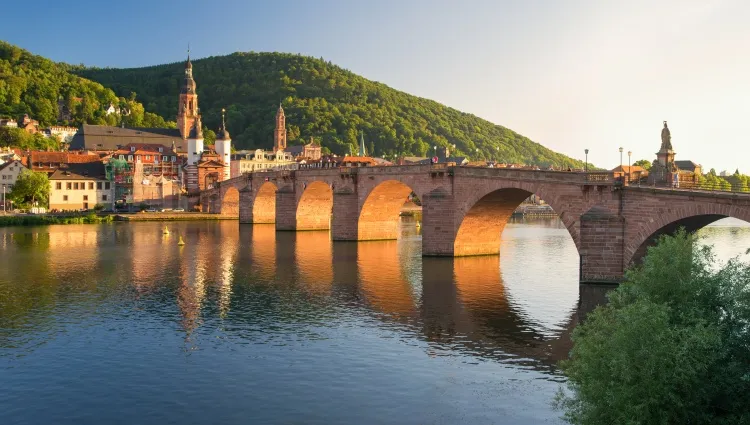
[83, 195, 88, 201]
[130, 146, 136, 152]
[66, 182, 72, 190]
[171, 156, 176, 162]
[119, 155, 125, 160]
[145, 155, 150, 160]
[56, 182, 62, 190]
[89, 182, 94, 190]
[105, 182, 111, 190]
[136, 155, 141, 162]
[73, 182, 79, 190]
[1, 176, 4, 180]
[128, 155, 133, 162]
[103, 195, 108, 201]
[163, 156, 168, 162]
[96, 182, 102, 190]
[159, 147, 163, 153]
[63, 195, 68, 201]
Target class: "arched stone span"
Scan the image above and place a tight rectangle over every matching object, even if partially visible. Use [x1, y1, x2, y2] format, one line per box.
[358, 180, 414, 240]
[296, 181, 333, 230]
[221, 187, 240, 217]
[624, 202, 750, 266]
[452, 183, 579, 257]
[253, 182, 277, 223]
[454, 188, 532, 256]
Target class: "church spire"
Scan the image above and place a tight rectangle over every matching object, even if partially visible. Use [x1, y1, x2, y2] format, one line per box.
[359, 132, 367, 156]
[274, 104, 287, 152]
[177, 47, 199, 139]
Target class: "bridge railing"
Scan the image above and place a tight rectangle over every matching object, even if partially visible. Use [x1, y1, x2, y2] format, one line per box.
[628, 178, 750, 194]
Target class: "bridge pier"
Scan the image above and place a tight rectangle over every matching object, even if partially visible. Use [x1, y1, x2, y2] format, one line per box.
[331, 189, 359, 240]
[275, 187, 297, 231]
[421, 188, 457, 256]
[579, 206, 625, 283]
[239, 187, 253, 223]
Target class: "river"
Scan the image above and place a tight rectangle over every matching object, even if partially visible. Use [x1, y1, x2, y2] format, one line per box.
[1, 217, 747, 425]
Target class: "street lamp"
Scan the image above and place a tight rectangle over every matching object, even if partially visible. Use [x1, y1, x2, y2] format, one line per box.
[619, 147, 624, 183]
[584, 149, 589, 173]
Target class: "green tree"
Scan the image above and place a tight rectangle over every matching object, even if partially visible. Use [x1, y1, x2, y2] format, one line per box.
[632, 159, 651, 170]
[203, 129, 216, 146]
[9, 169, 50, 207]
[556, 230, 750, 425]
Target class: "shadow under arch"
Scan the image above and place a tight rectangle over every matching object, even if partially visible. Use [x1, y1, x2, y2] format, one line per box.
[358, 180, 414, 240]
[253, 182, 277, 223]
[221, 186, 240, 217]
[454, 187, 575, 256]
[297, 181, 333, 230]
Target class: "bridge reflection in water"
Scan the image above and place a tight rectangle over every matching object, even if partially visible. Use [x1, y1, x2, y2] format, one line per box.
[0, 219, 613, 372]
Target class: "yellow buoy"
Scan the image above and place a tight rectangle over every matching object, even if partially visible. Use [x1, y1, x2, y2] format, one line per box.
[163, 226, 170, 235]
[177, 236, 185, 246]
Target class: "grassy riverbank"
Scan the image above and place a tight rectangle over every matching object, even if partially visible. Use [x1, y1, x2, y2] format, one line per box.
[0, 214, 114, 226]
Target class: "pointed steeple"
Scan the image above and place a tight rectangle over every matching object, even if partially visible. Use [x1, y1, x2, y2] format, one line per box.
[359, 132, 366, 157]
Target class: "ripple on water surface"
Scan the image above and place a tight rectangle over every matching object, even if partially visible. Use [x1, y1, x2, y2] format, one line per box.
[1, 218, 745, 424]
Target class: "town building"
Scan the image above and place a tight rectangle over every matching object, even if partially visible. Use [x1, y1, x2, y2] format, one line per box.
[18, 114, 39, 134]
[44, 126, 79, 146]
[285, 137, 322, 161]
[612, 165, 648, 184]
[49, 162, 113, 211]
[0, 118, 18, 128]
[230, 149, 297, 177]
[26, 151, 103, 175]
[0, 160, 27, 209]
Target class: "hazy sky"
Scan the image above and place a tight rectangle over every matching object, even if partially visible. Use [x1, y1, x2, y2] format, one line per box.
[3, 0, 749, 170]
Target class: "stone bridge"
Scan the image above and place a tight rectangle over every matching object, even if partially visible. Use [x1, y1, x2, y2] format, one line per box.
[198, 164, 750, 283]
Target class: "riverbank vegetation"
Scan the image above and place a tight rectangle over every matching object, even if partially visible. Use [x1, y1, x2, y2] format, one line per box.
[0, 213, 113, 226]
[556, 230, 750, 424]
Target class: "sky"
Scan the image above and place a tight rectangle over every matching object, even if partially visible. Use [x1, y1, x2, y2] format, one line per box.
[2, 0, 749, 170]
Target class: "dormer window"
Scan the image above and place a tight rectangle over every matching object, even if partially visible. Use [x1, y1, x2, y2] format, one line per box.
[130, 147, 135, 152]
[158, 147, 163, 153]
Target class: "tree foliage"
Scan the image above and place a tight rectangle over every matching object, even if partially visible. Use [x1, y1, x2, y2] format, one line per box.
[77, 52, 586, 168]
[0, 127, 59, 150]
[557, 230, 750, 425]
[0, 41, 173, 128]
[9, 169, 50, 207]
[632, 159, 651, 170]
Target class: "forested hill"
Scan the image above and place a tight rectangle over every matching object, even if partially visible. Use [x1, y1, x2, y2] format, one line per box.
[77, 52, 584, 167]
[0, 41, 173, 129]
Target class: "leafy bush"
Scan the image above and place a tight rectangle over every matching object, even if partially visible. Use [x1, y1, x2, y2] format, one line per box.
[556, 230, 750, 424]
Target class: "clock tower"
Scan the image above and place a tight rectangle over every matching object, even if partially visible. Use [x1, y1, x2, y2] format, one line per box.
[177, 51, 200, 139]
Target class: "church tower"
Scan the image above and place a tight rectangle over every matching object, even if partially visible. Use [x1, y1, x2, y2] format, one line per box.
[215, 108, 232, 180]
[273, 104, 287, 153]
[177, 51, 200, 139]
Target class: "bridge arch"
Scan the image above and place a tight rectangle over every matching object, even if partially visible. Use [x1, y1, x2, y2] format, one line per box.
[253, 182, 277, 223]
[358, 180, 415, 240]
[625, 204, 750, 266]
[221, 187, 240, 217]
[453, 185, 578, 256]
[296, 181, 333, 230]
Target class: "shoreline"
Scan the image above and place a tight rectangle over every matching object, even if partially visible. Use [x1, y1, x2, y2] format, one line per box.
[0, 212, 237, 226]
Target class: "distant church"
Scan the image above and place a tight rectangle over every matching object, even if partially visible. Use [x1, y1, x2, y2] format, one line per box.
[180, 54, 231, 193]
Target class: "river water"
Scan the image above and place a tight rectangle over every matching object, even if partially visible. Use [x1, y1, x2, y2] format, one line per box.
[1, 217, 747, 425]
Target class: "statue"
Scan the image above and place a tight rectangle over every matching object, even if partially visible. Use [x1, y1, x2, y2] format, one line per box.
[660, 120, 672, 151]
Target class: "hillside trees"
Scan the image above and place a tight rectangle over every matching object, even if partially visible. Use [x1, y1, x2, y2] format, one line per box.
[77, 52, 586, 168]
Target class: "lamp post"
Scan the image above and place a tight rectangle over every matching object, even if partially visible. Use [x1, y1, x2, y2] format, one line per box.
[584, 149, 589, 173]
[619, 147, 624, 183]
[628, 150, 632, 184]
